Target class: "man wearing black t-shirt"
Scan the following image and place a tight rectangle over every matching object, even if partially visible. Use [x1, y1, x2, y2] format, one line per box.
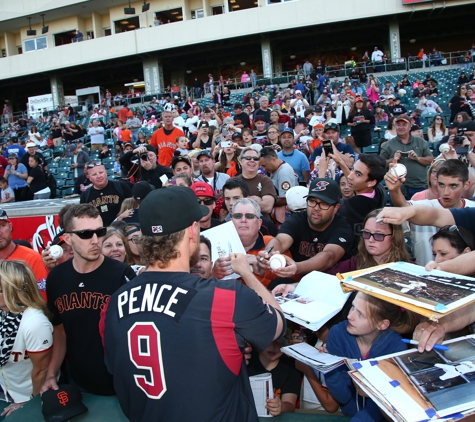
[80, 161, 132, 226]
[233, 103, 250, 129]
[259, 178, 354, 277]
[253, 96, 271, 123]
[102, 187, 284, 422]
[41, 204, 136, 396]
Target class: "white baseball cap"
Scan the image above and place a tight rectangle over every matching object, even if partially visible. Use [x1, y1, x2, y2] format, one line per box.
[286, 186, 308, 212]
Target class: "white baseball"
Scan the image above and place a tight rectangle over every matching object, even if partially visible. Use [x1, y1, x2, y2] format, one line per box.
[391, 163, 407, 179]
[269, 254, 286, 270]
[439, 143, 450, 154]
[49, 245, 64, 260]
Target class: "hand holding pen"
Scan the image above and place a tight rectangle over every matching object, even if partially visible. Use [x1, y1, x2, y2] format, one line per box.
[257, 246, 275, 271]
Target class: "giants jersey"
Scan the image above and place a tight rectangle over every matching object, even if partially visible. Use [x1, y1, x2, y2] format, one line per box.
[101, 271, 280, 422]
[0, 308, 53, 403]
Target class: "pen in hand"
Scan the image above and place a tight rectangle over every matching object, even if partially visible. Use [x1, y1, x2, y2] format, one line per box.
[259, 246, 274, 262]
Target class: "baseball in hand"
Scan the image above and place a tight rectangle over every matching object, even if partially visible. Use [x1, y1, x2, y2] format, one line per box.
[49, 245, 64, 260]
[269, 254, 286, 270]
[439, 143, 450, 154]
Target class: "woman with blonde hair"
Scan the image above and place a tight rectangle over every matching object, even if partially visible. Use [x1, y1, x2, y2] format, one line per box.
[266, 125, 282, 150]
[410, 157, 445, 201]
[0, 260, 52, 417]
[101, 227, 134, 266]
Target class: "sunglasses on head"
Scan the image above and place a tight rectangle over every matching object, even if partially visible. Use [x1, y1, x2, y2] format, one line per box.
[197, 198, 214, 205]
[242, 156, 260, 162]
[449, 225, 470, 248]
[67, 227, 107, 239]
[361, 230, 392, 242]
[87, 160, 102, 168]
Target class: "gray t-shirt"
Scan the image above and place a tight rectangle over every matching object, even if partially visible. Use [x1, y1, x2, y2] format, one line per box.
[379, 135, 431, 188]
[270, 162, 299, 197]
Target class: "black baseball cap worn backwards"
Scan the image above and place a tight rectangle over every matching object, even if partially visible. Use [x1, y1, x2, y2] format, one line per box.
[305, 178, 341, 205]
[139, 187, 209, 236]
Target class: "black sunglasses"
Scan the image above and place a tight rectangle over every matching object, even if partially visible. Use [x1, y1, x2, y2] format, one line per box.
[66, 227, 107, 239]
[361, 230, 392, 242]
[242, 156, 260, 162]
[449, 225, 470, 248]
[197, 198, 214, 205]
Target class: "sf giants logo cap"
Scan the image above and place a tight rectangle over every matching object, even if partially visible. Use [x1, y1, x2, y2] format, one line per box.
[57, 391, 69, 406]
[42, 384, 88, 422]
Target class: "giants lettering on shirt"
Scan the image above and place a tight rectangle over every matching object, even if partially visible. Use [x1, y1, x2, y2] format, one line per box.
[89, 195, 120, 207]
[298, 241, 326, 258]
[55, 292, 111, 313]
[157, 141, 177, 151]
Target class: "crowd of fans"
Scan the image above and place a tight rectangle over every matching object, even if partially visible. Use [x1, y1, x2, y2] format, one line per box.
[1, 58, 475, 420]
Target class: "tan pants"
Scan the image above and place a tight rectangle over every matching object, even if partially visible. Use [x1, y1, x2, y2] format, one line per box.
[53, 137, 63, 147]
[91, 144, 102, 151]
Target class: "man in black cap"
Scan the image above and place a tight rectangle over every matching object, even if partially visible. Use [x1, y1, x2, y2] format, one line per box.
[119, 144, 173, 189]
[258, 178, 353, 278]
[195, 150, 230, 196]
[312, 123, 355, 169]
[233, 103, 250, 129]
[120, 181, 154, 224]
[102, 187, 284, 422]
[171, 154, 194, 178]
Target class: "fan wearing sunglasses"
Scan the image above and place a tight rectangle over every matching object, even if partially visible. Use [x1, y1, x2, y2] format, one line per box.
[235, 147, 276, 220]
[41, 204, 136, 397]
[190, 182, 222, 231]
[273, 208, 410, 295]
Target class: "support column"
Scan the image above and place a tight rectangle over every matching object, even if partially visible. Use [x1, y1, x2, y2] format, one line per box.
[182, 0, 191, 21]
[261, 37, 273, 79]
[143, 58, 164, 94]
[50, 76, 64, 108]
[273, 51, 282, 77]
[203, 0, 210, 17]
[91, 12, 102, 38]
[4, 32, 17, 57]
[389, 19, 401, 61]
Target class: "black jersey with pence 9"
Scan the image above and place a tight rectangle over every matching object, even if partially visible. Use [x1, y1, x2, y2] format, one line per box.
[101, 271, 281, 422]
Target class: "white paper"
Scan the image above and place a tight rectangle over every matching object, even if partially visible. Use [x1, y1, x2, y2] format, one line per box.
[249, 373, 274, 417]
[277, 271, 351, 330]
[201, 221, 246, 279]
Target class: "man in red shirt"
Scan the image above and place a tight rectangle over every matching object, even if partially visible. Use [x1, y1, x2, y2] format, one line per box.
[150, 110, 185, 167]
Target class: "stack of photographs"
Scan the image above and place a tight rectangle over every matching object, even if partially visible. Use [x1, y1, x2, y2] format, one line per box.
[349, 335, 475, 421]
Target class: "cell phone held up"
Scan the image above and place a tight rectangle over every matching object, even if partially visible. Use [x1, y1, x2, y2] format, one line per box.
[323, 140, 333, 157]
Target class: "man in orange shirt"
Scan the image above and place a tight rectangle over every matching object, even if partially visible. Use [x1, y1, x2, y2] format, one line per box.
[212, 198, 288, 288]
[149, 110, 185, 167]
[0, 210, 47, 281]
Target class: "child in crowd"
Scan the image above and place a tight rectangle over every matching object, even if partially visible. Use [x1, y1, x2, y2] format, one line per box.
[325, 292, 417, 421]
[247, 338, 301, 416]
[121, 124, 132, 143]
[0, 177, 15, 202]
[176, 136, 190, 155]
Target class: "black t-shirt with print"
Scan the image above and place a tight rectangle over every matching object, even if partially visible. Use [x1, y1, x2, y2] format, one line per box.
[46, 256, 136, 395]
[80, 180, 133, 226]
[278, 211, 354, 262]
